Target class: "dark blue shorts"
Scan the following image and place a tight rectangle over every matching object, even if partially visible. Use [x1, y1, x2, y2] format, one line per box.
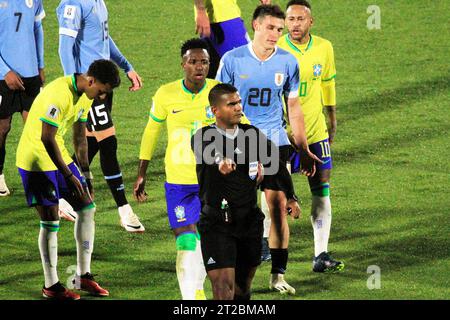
[291, 138, 333, 173]
[165, 182, 201, 229]
[18, 162, 91, 211]
[207, 17, 249, 57]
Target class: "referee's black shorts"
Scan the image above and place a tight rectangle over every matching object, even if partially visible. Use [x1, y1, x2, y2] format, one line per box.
[0, 76, 41, 119]
[198, 205, 264, 272]
[260, 144, 292, 191]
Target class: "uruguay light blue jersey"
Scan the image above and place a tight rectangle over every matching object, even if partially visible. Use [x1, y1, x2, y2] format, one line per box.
[0, 0, 45, 79]
[216, 43, 300, 146]
[56, 0, 132, 75]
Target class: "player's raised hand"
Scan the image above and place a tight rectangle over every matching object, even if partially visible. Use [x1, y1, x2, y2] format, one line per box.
[300, 148, 323, 177]
[133, 176, 148, 202]
[218, 158, 236, 175]
[286, 198, 301, 220]
[4, 70, 25, 91]
[127, 70, 143, 92]
[195, 8, 211, 37]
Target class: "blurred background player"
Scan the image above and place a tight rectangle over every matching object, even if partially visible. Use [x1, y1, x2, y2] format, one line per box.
[277, 0, 343, 272]
[133, 39, 217, 300]
[194, 0, 271, 78]
[191, 83, 301, 300]
[56, 0, 144, 232]
[216, 4, 321, 295]
[0, 0, 45, 196]
[16, 59, 121, 300]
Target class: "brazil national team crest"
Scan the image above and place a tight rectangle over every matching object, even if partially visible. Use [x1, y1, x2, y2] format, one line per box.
[175, 206, 186, 222]
[25, 0, 33, 9]
[313, 64, 323, 77]
[205, 106, 214, 119]
[274, 73, 284, 86]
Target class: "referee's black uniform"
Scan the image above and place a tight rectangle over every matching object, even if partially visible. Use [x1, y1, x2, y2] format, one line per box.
[191, 123, 296, 272]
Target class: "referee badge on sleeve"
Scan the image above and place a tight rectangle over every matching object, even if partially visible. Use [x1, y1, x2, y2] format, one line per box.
[275, 73, 284, 86]
[46, 105, 60, 119]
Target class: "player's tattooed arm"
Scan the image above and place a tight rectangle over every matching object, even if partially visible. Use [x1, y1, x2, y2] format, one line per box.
[73, 121, 93, 196]
[42, 122, 84, 198]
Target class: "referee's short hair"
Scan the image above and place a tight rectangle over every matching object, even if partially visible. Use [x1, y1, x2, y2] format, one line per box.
[208, 83, 238, 107]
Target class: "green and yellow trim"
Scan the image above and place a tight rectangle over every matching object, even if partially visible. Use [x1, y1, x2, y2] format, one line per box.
[39, 117, 59, 128]
[285, 34, 313, 55]
[149, 112, 165, 123]
[322, 74, 336, 82]
[181, 80, 207, 100]
[311, 182, 330, 197]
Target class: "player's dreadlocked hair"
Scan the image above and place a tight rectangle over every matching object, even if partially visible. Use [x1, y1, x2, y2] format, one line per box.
[208, 83, 238, 107]
[252, 4, 286, 22]
[286, 0, 312, 11]
[181, 38, 210, 57]
[87, 59, 121, 88]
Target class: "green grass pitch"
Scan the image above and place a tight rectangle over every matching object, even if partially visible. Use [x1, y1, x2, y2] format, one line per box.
[0, 0, 449, 300]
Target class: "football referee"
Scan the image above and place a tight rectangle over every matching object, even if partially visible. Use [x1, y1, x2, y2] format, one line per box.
[191, 83, 301, 300]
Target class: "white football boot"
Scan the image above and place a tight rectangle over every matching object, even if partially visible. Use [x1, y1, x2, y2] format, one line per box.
[0, 174, 10, 196]
[269, 274, 296, 295]
[119, 204, 145, 233]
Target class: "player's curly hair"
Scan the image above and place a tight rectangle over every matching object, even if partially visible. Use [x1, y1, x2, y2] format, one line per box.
[252, 4, 286, 21]
[286, 0, 312, 11]
[181, 38, 209, 57]
[87, 59, 121, 88]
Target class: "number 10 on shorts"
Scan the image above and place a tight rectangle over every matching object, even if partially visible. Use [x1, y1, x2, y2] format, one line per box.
[319, 141, 331, 158]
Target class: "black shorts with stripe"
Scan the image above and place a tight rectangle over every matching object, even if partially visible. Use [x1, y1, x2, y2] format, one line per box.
[86, 92, 114, 132]
[0, 76, 41, 118]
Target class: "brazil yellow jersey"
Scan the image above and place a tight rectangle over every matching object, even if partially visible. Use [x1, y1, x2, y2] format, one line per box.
[278, 34, 336, 144]
[140, 79, 220, 185]
[16, 75, 92, 171]
[196, 0, 241, 23]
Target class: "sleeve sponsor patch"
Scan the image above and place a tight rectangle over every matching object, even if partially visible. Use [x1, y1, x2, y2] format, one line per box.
[46, 105, 60, 119]
[63, 5, 76, 19]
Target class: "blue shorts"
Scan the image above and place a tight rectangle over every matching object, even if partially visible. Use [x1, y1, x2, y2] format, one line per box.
[18, 162, 91, 211]
[291, 138, 333, 173]
[207, 17, 249, 57]
[165, 182, 201, 229]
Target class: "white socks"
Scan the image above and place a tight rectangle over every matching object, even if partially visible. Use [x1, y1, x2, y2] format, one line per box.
[39, 221, 60, 288]
[74, 206, 95, 276]
[311, 196, 332, 257]
[175, 234, 206, 300]
[261, 191, 271, 238]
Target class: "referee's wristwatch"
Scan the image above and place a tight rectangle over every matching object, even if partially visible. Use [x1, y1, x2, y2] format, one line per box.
[289, 194, 299, 203]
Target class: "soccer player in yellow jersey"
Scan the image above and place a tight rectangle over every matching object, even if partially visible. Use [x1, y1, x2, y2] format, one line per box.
[194, 0, 271, 77]
[133, 39, 216, 300]
[16, 60, 121, 299]
[277, 0, 344, 272]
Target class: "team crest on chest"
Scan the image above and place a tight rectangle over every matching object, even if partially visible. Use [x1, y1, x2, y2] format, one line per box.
[313, 64, 322, 77]
[205, 106, 214, 119]
[25, 0, 33, 9]
[274, 73, 284, 86]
